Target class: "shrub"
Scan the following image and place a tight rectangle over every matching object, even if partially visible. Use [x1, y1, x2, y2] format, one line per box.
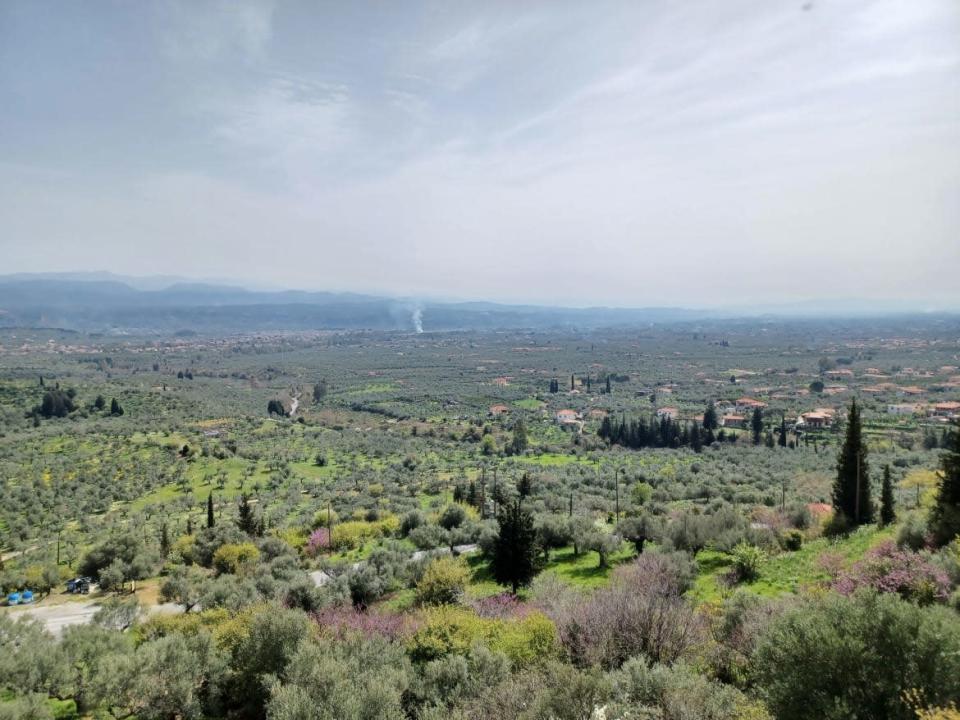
[782, 529, 803, 551]
[305, 528, 330, 557]
[409, 524, 447, 551]
[610, 657, 767, 720]
[416, 556, 470, 606]
[439, 504, 467, 531]
[753, 591, 960, 720]
[408, 606, 559, 667]
[401, 510, 426, 536]
[830, 540, 950, 605]
[551, 552, 705, 668]
[730, 542, 765, 583]
[897, 513, 930, 551]
[212, 542, 260, 575]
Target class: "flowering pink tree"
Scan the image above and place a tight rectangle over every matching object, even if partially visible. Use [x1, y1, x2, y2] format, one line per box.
[306, 527, 331, 556]
[830, 540, 950, 605]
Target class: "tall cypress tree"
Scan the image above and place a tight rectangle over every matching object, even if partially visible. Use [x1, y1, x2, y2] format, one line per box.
[778, 417, 788, 447]
[491, 500, 539, 594]
[879, 464, 896, 527]
[833, 399, 873, 526]
[751, 408, 763, 445]
[207, 492, 215, 529]
[930, 422, 960, 546]
[703, 402, 718, 431]
[237, 493, 259, 536]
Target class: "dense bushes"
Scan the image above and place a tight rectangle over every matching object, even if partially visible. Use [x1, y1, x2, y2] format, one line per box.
[551, 551, 703, 668]
[407, 606, 559, 667]
[753, 591, 960, 720]
[416, 556, 470, 606]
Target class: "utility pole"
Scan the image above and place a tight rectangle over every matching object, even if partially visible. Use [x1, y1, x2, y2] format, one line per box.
[480, 466, 487, 519]
[854, 452, 861, 525]
[615, 467, 620, 524]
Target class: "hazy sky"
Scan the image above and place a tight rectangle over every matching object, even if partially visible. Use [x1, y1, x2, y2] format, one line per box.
[1, 0, 958, 307]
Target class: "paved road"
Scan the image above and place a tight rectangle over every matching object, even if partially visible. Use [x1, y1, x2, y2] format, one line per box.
[310, 543, 479, 587]
[2, 600, 185, 637]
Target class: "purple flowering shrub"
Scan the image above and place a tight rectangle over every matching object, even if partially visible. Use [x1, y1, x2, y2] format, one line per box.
[311, 606, 418, 641]
[305, 527, 331, 557]
[830, 540, 951, 605]
[470, 592, 531, 619]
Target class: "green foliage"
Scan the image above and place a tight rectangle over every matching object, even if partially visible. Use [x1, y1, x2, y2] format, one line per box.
[730, 542, 764, 583]
[930, 423, 960, 546]
[491, 501, 540, 593]
[408, 606, 559, 667]
[880, 464, 897, 526]
[753, 591, 960, 720]
[212, 542, 260, 575]
[416, 556, 470, 606]
[833, 399, 874, 526]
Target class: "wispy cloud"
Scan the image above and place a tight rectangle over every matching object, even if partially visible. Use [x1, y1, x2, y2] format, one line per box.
[159, 0, 276, 62]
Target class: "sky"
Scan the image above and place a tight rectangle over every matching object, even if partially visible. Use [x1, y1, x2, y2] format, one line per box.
[1, 0, 958, 308]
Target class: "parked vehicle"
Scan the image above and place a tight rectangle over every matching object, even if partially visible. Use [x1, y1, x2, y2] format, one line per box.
[65, 577, 92, 594]
[7, 591, 20, 606]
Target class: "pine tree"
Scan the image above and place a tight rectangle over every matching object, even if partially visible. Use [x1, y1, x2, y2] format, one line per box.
[833, 399, 873, 526]
[467, 480, 477, 507]
[930, 422, 960, 546]
[159, 523, 170, 557]
[207, 492, 215, 529]
[879, 464, 896, 527]
[703, 402, 718, 431]
[510, 419, 528, 456]
[517, 472, 532, 499]
[312, 379, 328, 403]
[110, 398, 123, 416]
[778, 417, 787, 447]
[606, 375, 612, 394]
[237, 493, 259, 535]
[751, 408, 763, 445]
[490, 500, 539, 594]
[690, 423, 703, 453]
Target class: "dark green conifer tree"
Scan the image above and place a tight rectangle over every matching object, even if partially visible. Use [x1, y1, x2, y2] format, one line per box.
[517, 472, 532, 499]
[879, 465, 896, 527]
[832, 399, 873, 526]
[751, 408, 763, 445]
[207, 492, 215, 529]
[703, 402, 718, 431]
[491, 500, 539, 594]
[930, 423, 960, 546]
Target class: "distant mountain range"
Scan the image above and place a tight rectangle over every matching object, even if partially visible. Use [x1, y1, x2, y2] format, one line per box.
[0, 273, 955, 334]
[0, 274, 708, 333]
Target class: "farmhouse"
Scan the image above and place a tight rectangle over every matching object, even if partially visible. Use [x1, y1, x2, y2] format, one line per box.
[488, 404, 510, 417]
[735, 397, 767, 412]
[656, 407, 679, 420]
[931, 401, 960, 418]
[721, 414, 746, 428]
[555, 409, 580, 425]
[887, 403, 921, 416]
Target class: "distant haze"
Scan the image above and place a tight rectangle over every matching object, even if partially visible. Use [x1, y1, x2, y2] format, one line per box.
[1, 1, 958, 308]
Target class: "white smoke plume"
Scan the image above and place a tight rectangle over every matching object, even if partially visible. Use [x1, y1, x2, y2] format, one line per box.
[412, 307, 423, 334]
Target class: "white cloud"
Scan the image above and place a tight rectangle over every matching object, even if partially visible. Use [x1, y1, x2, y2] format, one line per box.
[159, 0, 276, 62]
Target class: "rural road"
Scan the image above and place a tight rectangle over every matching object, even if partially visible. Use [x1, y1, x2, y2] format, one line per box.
[5, 543, 482, 633]
[310, 543, 479, 587]
[2, 600, 185, 637]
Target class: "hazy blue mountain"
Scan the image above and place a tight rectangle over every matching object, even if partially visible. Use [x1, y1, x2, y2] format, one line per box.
[0, 274, 954, 335]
